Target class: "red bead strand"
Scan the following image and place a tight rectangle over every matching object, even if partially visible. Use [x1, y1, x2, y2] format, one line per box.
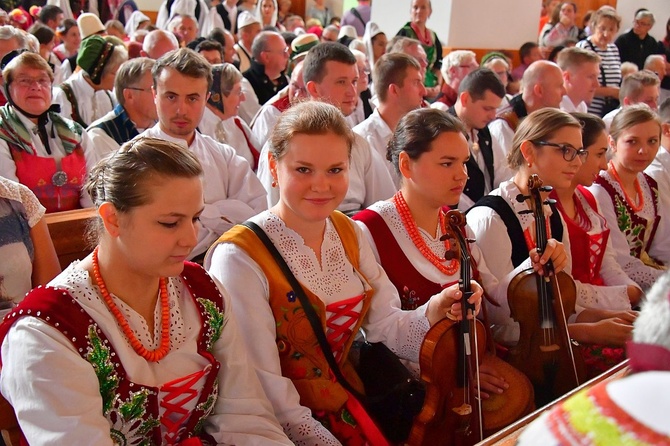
[92, 247, 171, 362]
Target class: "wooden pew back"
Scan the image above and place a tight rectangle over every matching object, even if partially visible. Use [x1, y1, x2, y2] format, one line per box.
[45, 208, 98, 269]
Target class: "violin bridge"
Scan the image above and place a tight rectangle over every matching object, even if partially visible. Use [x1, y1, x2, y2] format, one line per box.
[452, 404, 472, 416]
[540, 344, 560, 352]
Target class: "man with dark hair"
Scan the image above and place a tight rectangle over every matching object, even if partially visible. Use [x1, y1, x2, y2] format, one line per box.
[448, 68, 511, 210]
[140, 48, 267, 259]
[257, 42, 396, 214]
[511, 41, 542, 81]
[38, 5, 64, 31]
[195, 39, 224, 64]
[87, 57, 157, 154]
[244, 31, 289, 104]
[353, 53, 425, 185]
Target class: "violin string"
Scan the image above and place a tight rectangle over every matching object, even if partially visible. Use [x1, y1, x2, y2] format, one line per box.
[554, 283, 581, 385]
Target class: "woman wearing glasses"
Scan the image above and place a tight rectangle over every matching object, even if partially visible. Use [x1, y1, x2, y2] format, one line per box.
[199, 63, 261, 171]
[589, 105, 670, 275]
[0, 51, 99, 213]
[467, 108, 638, 350]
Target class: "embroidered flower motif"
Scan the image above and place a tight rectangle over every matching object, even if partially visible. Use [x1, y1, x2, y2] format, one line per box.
[86, 324, 119, 414]
[193, 379, 219, 434]
[196, 297, 226, 352]
[108, 389, 160, 446]
[401, 286, 420, 311]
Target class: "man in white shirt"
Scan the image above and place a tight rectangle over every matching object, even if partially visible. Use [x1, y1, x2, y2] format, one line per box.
[556, 46, 601, 113]
[257, 42, 396, 214]
[235, 11, 261, 73]
[141, 48, 267, 259]
[449, 68, 511, 211]
[87, 58, 157, 156]
[201, 0, 237, 36]
[603, 70, 660, 129]
[353, 53, 425, 186]
[489, 60, 565, 157]
[645, 97, 670, 194]
[53, 36, 128, 127]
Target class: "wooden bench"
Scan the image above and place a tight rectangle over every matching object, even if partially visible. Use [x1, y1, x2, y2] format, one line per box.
[45, 208, 98, 269]
[475, 360, 630, 445]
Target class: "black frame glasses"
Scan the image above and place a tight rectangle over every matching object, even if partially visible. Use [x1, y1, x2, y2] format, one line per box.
[532, 140, 588, 162]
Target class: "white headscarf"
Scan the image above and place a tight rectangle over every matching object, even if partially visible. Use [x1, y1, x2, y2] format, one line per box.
[363, 21, 384, 66]
[125, 10, 150, 35]
[255, 0, 278, 28]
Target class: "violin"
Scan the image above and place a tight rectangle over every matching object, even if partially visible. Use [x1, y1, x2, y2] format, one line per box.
[408, 210, 485, 446]
[506, 174, 587, 406]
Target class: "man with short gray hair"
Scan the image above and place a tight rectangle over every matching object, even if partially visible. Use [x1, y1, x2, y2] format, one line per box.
[87, 58, 157, 155]
[434, 50, 478, 109]
[244, 31, 289, 104]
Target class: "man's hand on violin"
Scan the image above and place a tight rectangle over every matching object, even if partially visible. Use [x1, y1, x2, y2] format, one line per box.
[529, 239, 568, 275]
[426, 281, 483, 326]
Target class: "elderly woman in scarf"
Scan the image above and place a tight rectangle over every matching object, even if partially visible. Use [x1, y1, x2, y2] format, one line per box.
[198, 63, 261, 171]
[0, 51, 99, 213]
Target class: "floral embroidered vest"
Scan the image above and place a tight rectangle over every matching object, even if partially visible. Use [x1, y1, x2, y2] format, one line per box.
[9, 144, 86, 213]
[354, 208, 455, 310]
[216, 211, 372, 413]
[595, 173, 662, 266]
[0, 262, 225, 446]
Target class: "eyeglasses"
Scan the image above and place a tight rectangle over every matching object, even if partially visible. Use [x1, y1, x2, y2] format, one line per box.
[14, 76, 51, 89]
[532, 140, 588, 162]
[634, 20, 653, 27]
[358, 68, 370, 77]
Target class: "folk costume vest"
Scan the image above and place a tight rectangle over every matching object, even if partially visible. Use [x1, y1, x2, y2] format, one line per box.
[497, 94, 529, 133]
[595, 173, 663, 267]
[216, 211, 372, 413]
[354, 208, 458, 310]
[553, 186, 609, 286]
[0, 263, 226, 446]
[91, 104, 140, 146]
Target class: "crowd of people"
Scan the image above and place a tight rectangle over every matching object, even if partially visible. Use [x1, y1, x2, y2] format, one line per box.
[0, 0, 670, 444]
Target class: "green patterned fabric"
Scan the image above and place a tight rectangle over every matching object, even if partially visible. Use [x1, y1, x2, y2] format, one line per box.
[0, 104, 84, 155]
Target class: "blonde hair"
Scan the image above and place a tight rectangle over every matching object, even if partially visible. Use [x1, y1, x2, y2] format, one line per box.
[609, 104, 661, 143]
[270, 101, 355, 161]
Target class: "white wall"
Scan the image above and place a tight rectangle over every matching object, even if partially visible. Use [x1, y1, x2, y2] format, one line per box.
[371, 0, 541, 49]
[616, 0, 670, 41]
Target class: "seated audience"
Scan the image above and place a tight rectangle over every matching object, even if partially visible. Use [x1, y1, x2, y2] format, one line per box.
[256, 42, 396, 214]
[433, 50, 478, 109]
[199, 63, 261, 170]
[243, 30, 289, 105]
[511, 41, 542, 82]
[0, 137, 293, 445]
[87, 57, 157, 155]
[353, 53, 425, 185]
[0, 176, 59, 305]
[206, 100, 482, 444]
[602, 69, 660, 129]
[645, 98, 670, 195]
[168, 14, 199, 47]
[140, 48, 266, 259]
[54, 36, 128, 127]
[556, 46, 600, 113]
[576, 6, 622, 117]
[53, 18, 80, 61]
[589, 104, 670, 278]
[0, 51, 99, 212]
[235, 11, 261, 73]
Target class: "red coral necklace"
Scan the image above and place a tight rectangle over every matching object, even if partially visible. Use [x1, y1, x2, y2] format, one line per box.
[392, 191, 459, 276]
[92, 247, 171, 362]
[609, 161, 644, 213]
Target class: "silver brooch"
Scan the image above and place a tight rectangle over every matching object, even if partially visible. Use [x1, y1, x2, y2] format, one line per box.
[52, 170, 68, 187]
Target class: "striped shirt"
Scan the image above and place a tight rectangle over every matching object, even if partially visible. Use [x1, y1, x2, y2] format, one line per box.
[577, 38, 622, 117]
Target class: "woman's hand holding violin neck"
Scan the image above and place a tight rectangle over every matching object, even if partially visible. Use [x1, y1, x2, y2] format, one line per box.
[530, 238, 567, 275]
[426, 281, 483, 326]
